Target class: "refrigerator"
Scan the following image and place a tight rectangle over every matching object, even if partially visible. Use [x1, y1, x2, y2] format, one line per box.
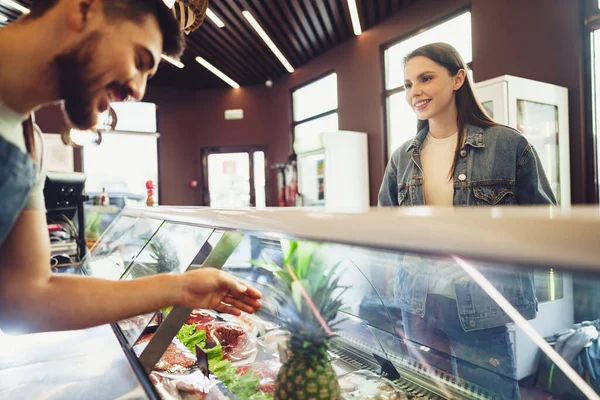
[294, 130, 369, 212]
[475, 75, 571, 206]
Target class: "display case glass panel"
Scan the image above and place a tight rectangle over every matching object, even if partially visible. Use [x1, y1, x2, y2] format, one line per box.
[82, 208, 600, 400]
[84, 215, 163, 279]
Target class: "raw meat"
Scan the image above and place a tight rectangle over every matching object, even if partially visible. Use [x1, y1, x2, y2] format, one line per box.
[187, 310, 215, 325]
[136, 334, 196, 374]
[198, 322, 257, 362]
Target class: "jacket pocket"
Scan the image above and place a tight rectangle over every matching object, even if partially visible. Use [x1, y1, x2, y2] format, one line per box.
[473, 183, 515, 206]
[397, 184, 409, 206]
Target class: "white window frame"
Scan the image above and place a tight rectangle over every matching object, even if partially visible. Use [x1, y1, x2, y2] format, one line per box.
[291, 72, 339, 152]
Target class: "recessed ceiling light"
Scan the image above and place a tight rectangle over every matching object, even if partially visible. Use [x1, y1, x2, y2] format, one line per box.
[161, 54, 184, 69]
[206, 8, 224, 28]
[162, 0, 176, 8]
[347, 0, 362, 36]
[195, 56, 240, 89]
[0, 0, 29, 14]
[242, 11, 294, 73]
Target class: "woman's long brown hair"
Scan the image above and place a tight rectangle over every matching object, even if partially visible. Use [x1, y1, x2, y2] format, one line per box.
[403, 42, 496, 179]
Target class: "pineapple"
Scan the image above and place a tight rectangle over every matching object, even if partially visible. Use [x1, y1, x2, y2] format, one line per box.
[260, 240, 348, 400]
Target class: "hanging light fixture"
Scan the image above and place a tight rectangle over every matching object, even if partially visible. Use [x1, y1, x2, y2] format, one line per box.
[163, 0, 209, 34]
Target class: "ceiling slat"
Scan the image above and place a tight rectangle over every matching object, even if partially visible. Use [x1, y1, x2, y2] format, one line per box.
[186, 37, 249, 84]
[238, 0, 302, 67]
[289, 0, 323, 54]
[269, 0, 314, 63]
[315, 0, 338, 47]
[326, 0, 348, 44]
[209, 1, 284, 79]
[302, 0, 330, 50]
[194, 23, 268, 82]
[337, 0, 355, 39]
[275, 1, 317, 61]
[360, 0, 375, 29]
[378, 0, 388, 24]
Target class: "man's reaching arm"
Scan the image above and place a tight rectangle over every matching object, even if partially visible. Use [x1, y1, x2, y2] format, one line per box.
[0, 210, 261, 334]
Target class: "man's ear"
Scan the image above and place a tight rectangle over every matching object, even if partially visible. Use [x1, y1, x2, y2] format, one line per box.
[65, 0, 96, 32]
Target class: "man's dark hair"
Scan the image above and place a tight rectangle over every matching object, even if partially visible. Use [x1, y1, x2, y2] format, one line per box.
[28, 0, 185, 58]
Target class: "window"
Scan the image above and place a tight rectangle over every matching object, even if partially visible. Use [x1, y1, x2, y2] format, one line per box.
[110, 102, 158, 133]
[292, 73, 338, 153]
[383, 11, 472, 159]
[84, 132, 159, 202]
[84, 102, 159, 202]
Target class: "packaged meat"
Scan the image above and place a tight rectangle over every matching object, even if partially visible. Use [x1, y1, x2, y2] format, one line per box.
[134, 333, 197, 374]
[150, 371, 210, 400]
[235, 359, 281, 393]
[223, 312, 259, 337]
[187, 309, 216, 326]
[198, 322, 257, 364]
[150, 372, 183, 400]
[339, 370, 409, 400]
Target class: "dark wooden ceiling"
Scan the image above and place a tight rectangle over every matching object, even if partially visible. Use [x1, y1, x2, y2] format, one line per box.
[3, 0, 413, 89]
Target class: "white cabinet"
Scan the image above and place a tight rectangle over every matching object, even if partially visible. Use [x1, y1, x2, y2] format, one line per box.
[294, 130, 370, 211]
[475, 75, 571, 206]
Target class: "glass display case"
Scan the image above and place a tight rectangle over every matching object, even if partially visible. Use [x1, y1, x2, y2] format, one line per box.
[3, 206, 600, 400]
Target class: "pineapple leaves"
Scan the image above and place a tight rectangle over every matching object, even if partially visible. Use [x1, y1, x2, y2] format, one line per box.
[291, 281, 304, 311]
[251, 239, 349, 336]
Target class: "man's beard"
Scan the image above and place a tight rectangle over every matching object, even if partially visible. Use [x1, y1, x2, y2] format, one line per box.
[55, 32, 105, 130]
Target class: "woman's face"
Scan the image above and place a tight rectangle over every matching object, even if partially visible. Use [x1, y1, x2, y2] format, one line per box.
[404, 56, 465, 121]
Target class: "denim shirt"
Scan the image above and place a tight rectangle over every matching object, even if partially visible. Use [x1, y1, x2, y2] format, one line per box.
[378, 124, 557, 331]
[0, 135, 36, 246]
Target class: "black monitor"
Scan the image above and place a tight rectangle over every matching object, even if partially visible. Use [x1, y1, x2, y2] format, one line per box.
[44, 172, 88, 261]
[44, 172, 86, 221]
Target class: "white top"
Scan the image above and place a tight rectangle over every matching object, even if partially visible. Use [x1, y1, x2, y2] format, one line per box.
[421, 132, 459, 297]
[0, 101, 46, 210]
[421, 132, 457, 206]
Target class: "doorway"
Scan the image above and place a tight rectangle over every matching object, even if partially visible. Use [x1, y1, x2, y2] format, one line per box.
[201, 146, 267, 208]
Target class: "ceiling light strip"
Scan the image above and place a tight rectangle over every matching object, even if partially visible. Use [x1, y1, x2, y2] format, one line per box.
[242, 10, 294, 73]
[195, 56, 240, 89]
[347, 0, 362, 36]
[161, 54, 184, 69]
[1, 0, 29, 14]
[0, 13, 8, 22]
[206, 8, 225, 28]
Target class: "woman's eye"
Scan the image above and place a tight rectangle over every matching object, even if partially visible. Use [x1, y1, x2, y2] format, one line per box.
[422, 76, 432, 82]
[405, 83, 412, 89]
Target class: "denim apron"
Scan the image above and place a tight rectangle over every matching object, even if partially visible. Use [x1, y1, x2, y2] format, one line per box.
[0, 117, 37, 245]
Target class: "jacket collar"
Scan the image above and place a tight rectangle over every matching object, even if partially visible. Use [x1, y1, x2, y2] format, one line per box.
[406, 123, 485, 152]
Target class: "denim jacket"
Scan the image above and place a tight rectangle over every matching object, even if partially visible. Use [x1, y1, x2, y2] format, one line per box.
[378, 123, 557, 331]
[0, 135, 36, 246]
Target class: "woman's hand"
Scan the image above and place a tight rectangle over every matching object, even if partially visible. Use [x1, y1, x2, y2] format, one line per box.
[177, 268, 262, 316]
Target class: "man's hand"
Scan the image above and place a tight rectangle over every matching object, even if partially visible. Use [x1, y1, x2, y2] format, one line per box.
[177, 268, 262, 316]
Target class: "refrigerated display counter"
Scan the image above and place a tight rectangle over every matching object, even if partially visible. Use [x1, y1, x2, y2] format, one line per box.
[1, 206, 599, 400]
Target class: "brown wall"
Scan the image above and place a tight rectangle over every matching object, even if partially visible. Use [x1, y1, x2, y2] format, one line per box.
[35, 0, 591, 205]
[145, 84, 276, 206]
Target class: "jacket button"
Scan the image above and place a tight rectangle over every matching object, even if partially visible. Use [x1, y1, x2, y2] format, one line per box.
[469, 320, 476, 328]
[460, 149, 467, 157]
[458, 174, 467, 181]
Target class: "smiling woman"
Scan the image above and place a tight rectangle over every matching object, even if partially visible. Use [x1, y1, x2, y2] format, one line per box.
[378, 42, 556, 400]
